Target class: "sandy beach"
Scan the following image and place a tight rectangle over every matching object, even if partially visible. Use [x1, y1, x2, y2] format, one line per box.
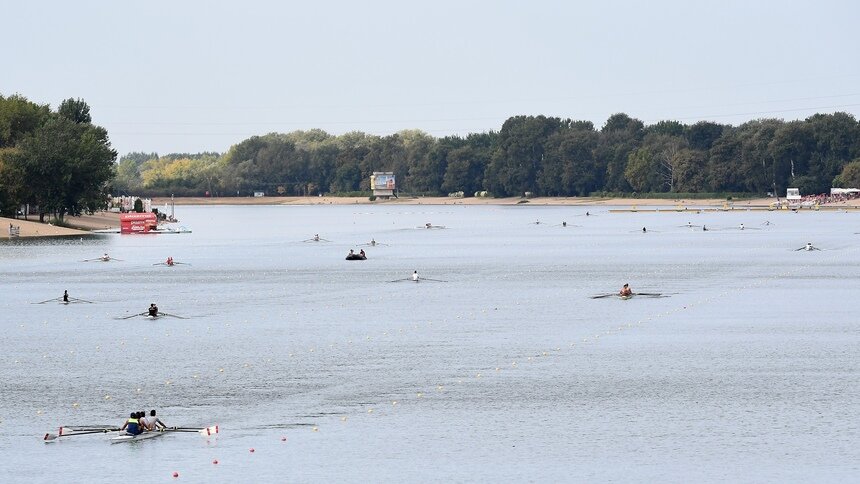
[1, 217, 91, 239]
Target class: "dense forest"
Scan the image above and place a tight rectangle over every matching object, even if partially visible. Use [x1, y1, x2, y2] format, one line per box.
[4, 92, 860, 218]
[115, 113, 860, 199]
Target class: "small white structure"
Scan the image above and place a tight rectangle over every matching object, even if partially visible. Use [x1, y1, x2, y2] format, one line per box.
[253, 191, 265, 197]
[370, 172, 396, 198]
[786, 188, 801, 201]
[831, 188, 860, 195]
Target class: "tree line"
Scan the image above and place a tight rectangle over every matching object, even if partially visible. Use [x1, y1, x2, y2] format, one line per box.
[4, 90, 860, 216]
[116, 113, 860, 199]
[0, 94, 116, 221]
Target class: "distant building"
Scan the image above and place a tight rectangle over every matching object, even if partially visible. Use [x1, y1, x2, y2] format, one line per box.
[370, 172, 396, 198]
[786, 188, 801, 201]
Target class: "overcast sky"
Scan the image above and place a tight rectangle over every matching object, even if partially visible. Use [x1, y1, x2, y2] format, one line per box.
[4, 0, 860, 156]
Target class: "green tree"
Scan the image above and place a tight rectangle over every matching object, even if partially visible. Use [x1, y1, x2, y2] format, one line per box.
[624, 148, 658, 192]
[833, 159, 860, 188]
[0, 94, 51, 148]
[0, 147, 24, 216]
[15, 115, 116, 221]
[686, 121, 726, 150]
[58, 98, 92, 124]
[541, 126, 599, 196]
[597, 113, 644, 192]
[486, 115, 564, 196]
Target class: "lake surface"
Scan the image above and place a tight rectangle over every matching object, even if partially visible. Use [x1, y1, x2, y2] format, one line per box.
[0, 204, 858, 483]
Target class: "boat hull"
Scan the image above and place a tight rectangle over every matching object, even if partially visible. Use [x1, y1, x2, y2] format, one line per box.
[110, 430, 165, 443]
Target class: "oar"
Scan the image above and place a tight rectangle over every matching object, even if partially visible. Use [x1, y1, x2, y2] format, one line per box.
[387, 278, 411, 283]
[167, 425, 219, 435]
[68, 297, 94, 304]
[63, 425, 118, 431]
[590, 294, 616, 299]
[116, 312, 148, 320]
[159, 312, 189, 319]
[34, 297, 61, 304]
[419, 278, 448, 282]
[44, 428, 120, 441]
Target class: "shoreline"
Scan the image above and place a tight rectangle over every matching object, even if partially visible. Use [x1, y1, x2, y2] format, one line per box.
[4, 195, 857, 239]
[150, 195, 786, 207]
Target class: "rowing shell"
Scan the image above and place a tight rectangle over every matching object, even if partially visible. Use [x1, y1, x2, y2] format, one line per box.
[111, 430, 166, 443]
[110, 425, 218, 443]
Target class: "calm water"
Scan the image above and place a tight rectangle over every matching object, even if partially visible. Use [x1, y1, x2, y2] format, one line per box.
[0, 204, 858, 483]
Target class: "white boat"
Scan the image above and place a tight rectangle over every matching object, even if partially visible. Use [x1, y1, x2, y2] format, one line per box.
[153, 225, 192, 234]
[110, 430, 166, 443]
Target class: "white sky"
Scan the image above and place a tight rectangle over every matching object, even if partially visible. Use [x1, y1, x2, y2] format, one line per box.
[4, 0, 859, 155]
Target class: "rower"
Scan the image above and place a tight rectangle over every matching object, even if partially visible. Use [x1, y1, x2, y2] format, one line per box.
[642, 227, 647, 233]
[148, 303, 159, 317]
[101, 253, 110, 261]
[370, 238, 377, 246]
[313, 234, 320, 242]
[412, 270, 419, 282]
[802, 242, 818, 251]
[425, 223, 432, 229]
[120, 412, 143, 435]
[562, 221, 567, 227]
[739, 223, 745, 230]
[687, 222, 693, 227]
[348, 249, 355, 257]
[143, 409, 166, 431]
[167, 256, 174, 266]
[63, 290, 69, 303]
[702, 225, 708, 231]
[359, 249, 366, 258]
[619, 283, 633, 297]
[586, 211, 590, 216]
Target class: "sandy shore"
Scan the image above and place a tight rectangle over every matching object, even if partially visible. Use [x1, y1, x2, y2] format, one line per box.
[1, 217, 91, 239]
[151, 195, 782, 207]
